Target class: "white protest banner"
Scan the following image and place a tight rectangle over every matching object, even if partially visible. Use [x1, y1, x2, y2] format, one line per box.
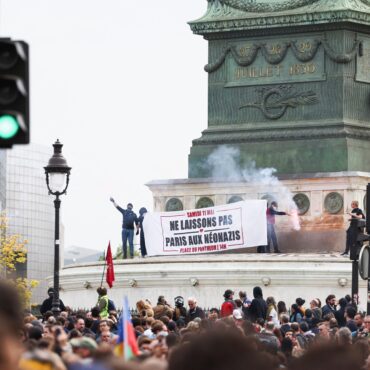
[143, 200, 267, 256]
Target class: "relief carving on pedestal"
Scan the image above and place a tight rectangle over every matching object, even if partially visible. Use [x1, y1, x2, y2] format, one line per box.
[196, 197, 215, 209]
[324, 192, 343, 214]
[239, 85, 319, 119]
[293, 193, 310, 215]
[205, 38, 359, 73]
[165, 198, 184, 212]
[228, 195, 244, 203]
[217, 0, 320, 13]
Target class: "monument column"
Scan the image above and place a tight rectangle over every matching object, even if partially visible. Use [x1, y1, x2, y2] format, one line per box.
[147, 0, 370, 252]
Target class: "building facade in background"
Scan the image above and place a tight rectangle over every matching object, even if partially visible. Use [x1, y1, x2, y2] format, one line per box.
[0, 144, 56, 303]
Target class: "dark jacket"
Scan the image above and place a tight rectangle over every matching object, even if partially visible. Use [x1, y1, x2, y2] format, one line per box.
[186, 306, 205, 323]
[173, 306, 187, 321]
[40, 297, 66, 315]
[116, 206, 138, 230]
[334, 307, 346, 327]
[347, 319, 357, 333]
[322, 304, 336, 318]
[248, 287, 267, 322]
[266, 207, 286, 225]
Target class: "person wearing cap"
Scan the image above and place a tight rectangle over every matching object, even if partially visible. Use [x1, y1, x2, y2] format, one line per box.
[40, 287, 66, 316]
[232, 309, 244, 327]
[221, 290, 236, 318]
[70, 337, 97, 364]
[110, 197, 138, 259]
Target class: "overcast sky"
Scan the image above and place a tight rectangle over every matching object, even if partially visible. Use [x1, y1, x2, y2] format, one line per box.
[0, 0, 208, 252]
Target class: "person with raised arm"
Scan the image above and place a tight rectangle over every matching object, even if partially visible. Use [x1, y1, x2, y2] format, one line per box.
[110, 197, 138, 259]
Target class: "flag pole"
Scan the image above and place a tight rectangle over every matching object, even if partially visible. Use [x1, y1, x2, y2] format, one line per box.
[100, 250, 107, 287]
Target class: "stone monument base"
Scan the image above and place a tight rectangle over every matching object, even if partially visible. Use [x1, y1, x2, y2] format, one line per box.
[146, 171, 370, 253]
[57, 253, 366, 310]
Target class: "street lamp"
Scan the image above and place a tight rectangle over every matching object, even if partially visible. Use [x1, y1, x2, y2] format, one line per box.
[44, 139, 71, 316]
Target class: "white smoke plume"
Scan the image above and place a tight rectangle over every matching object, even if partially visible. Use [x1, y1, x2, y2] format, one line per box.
[206, 146, 300, 231]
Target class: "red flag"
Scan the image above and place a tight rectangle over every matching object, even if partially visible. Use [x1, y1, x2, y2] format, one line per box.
[105, 242, 115, 288]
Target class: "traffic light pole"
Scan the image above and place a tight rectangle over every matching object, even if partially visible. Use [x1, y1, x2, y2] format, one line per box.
[352, 260, 359, 304]
[368, 279, 370, 315]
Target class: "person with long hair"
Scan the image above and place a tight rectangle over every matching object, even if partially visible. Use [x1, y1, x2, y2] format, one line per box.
[277, 301, 288, 322]
[290, 304, 303, 323]
[266, 296, 279, 327]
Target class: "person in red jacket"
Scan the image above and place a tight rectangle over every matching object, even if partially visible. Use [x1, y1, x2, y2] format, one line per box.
[221, 289, 236, 318]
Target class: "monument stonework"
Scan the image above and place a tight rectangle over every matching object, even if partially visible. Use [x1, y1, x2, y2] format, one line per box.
[59, 0, 370, 309]
[147, 0, 370, 252]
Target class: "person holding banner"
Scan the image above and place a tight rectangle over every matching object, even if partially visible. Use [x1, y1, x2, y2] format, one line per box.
[136, 207, 148, 258]
[110, 197, 138, 259]
[266, 201, 289, 253]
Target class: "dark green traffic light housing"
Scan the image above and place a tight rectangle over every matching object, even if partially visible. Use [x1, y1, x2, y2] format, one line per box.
[0, 38, 29, 148]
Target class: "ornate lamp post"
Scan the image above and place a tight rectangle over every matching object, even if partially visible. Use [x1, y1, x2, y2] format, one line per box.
[44, 140, 71, 316]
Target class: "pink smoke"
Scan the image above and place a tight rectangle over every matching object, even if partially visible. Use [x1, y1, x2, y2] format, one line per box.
[290, 208, 301, 231]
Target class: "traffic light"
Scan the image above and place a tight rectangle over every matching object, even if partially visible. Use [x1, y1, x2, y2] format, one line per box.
[0, 38, 29, 148]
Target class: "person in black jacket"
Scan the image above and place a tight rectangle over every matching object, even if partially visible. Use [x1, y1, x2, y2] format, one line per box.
[110, 197, 138, 259]
[247, 286, 267, 323]
[186, 297, 205, 323]
[40, 287, 66, 316]
[136, 207, 148, 258]
[334, 298, 348, 327]
[173, 296, 187, 322]
[341, 200, 365, 256]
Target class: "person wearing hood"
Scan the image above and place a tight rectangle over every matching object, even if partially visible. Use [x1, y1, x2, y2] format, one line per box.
[137, 207, 148, 257]
[247, 286, 267, 323]
[266, 201, 289, 253]
[40, 287, 66, 316]
[334, 298, 348, 327]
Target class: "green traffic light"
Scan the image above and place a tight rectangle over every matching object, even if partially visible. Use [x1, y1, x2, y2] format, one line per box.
[0, 115, 19, 139]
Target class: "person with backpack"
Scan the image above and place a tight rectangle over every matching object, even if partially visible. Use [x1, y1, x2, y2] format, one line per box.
[110, 197, 138, 259]
[97, 287, 110, 319]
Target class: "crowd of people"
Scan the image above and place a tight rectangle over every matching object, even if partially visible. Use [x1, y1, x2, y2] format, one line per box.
[2, 279, 370, 370]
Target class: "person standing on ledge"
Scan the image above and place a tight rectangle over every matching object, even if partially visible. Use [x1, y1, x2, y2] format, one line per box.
[110, 197, 138, 259]
[137, 207, 148, 258]
[266, 201, 289, 253]
[341, 200, 365, 256]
